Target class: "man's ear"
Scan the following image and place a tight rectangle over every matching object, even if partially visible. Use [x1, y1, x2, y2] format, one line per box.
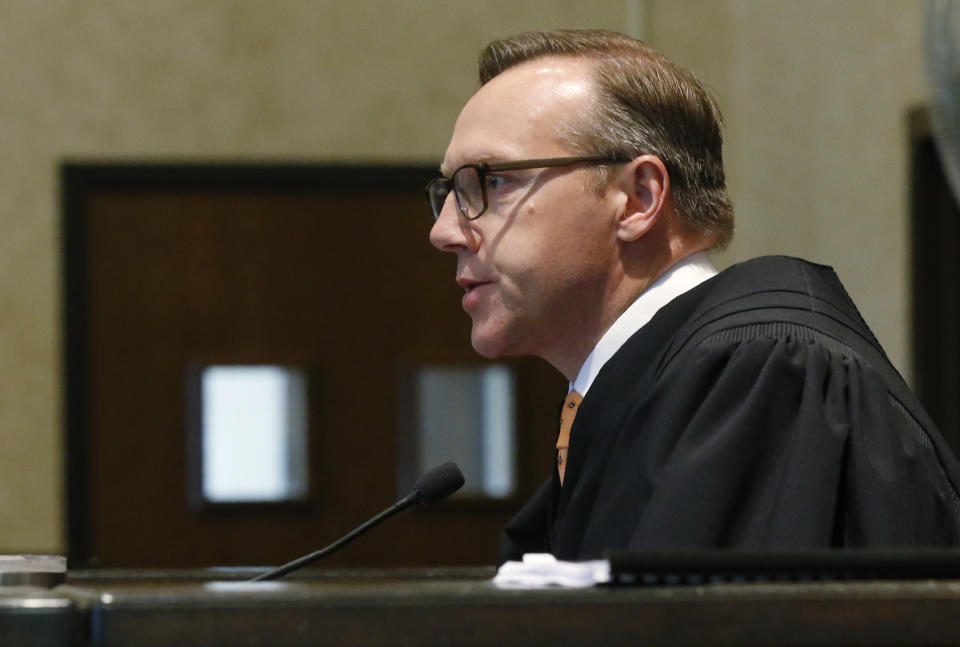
[615, 155, 670, 242]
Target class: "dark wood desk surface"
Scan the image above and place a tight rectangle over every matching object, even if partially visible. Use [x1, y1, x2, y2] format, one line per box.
[0, 585, 79, 647]
[6, 568, 960, 646]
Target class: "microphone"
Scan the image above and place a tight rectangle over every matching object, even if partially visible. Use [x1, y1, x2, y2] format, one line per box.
[248, 462, 465, 582]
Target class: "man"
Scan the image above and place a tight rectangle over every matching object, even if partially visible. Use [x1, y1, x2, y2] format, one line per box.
[426, 29, 960, 562]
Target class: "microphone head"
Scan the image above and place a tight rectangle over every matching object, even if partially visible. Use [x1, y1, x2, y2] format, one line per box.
[413, 462, 465, 505]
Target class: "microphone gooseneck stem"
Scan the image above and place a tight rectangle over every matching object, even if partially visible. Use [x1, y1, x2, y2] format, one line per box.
[249, 491, 419, 582]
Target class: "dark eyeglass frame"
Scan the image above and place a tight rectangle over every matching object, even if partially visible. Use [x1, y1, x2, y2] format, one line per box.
[425, 155, 623, 221]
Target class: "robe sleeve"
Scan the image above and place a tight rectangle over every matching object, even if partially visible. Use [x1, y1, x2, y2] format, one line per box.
[620, 329, 960, 549]
[498, 479, 552, 564]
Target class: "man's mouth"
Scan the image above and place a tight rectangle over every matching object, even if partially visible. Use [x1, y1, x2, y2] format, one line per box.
[457, 277, 493, 311]
[457, 276, 492, 291]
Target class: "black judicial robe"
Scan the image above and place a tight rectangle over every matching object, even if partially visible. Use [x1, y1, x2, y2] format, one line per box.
[500, 256, 960, 562]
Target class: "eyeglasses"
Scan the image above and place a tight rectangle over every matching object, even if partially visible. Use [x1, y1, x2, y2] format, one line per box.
[425, 155, 622, 221]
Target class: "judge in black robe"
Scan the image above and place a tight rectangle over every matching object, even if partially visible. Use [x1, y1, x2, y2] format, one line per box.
[500, 255, 960, 562]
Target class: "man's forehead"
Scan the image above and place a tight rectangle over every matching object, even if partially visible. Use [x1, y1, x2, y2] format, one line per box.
[440, 57, 595, 174]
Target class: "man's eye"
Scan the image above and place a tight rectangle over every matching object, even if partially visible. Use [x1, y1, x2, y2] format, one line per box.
[485, 174, 509, 191]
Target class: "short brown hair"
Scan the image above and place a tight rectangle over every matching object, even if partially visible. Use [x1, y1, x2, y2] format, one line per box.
[479, 29, 734, 249]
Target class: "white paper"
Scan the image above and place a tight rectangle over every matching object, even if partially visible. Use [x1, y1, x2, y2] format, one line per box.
[493, 553, 610, 588]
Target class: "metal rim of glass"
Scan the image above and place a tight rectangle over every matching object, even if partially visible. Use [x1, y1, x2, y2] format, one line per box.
[425, 155, 623, 221]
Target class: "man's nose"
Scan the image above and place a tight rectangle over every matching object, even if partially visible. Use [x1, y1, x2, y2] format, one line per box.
[429, 194, 477, 253]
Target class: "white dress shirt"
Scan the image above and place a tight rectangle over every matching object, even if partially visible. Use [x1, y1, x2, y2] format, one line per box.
[571, 251, 718, 396]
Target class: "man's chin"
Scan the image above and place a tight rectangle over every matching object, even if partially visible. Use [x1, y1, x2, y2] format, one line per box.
[470, 326, 513, 359]
[470, 336, 503, 359]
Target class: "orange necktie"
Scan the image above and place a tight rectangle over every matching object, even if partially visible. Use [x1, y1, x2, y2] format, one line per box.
[556, 390, 583, 485]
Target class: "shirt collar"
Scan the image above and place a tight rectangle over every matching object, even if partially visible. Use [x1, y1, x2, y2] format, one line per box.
[571, 251, 718, 396]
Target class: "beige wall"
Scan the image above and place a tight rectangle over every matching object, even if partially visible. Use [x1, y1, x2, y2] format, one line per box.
[0, 0, 641, 554]
[0, 0, 930, 553]
[650, 0, 927, 380]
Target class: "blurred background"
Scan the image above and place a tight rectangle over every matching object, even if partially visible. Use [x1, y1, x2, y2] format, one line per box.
[0, 0, 951, 566]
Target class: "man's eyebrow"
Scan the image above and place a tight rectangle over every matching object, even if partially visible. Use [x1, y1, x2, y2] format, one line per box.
[440, 153, 507, 176]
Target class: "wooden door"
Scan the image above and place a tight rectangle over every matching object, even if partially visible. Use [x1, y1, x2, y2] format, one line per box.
[910, 112, 960, 452]
[63, 164, 565, 568]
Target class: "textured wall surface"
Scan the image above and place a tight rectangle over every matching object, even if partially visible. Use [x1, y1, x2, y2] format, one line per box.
[0, 0, 638, 553]
[0, 0, 929, 553]
[648, 0, 927, 377]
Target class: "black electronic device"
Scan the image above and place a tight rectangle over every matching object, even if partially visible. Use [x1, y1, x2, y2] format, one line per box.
[607, 548, 960, 586]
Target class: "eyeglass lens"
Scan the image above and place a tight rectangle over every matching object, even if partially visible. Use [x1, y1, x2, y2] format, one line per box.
[452, 166, 483, 219]
[428, 180, 450, 220]
[428, 166, 485, 220]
